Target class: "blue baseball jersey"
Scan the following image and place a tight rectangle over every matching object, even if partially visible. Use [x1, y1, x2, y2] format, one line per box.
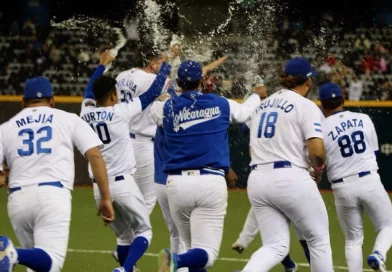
[150, 91, 261, 174]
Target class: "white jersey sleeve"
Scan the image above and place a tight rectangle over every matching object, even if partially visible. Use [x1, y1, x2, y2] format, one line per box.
[114, 97, 143, 122]
[72, 115, 103, 156]
[299, 102, 324, 140]
[149, 100, 165, 126]
[228, 94, 261, 123]
[367, 115, 379, 152]
[80, 98, 97, 114]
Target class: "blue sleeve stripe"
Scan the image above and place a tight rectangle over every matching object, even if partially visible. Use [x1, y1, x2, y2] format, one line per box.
[315, 128, 322, 133]
[314, 123, 321, 126]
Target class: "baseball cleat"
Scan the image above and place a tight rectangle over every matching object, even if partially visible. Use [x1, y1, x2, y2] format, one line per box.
[158, 248, 177, 272]
[232, 240, 246, 254]
[133, 266, 141, 272]
[285, 262, 299, 272]
[0, 236, 18, 272]
[112, 268, 125, 272]
[112, 250, 119, 263]
[368, 251, 387, 272]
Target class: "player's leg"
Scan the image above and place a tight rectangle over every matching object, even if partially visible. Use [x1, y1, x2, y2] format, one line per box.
[3, 186, 72, 272]
[242, 170, 291, 272]
[132, 140, 156, 214]
[361, 174, 392, 270]
[333, 185, 364, 272]
[294, 225, 311, 263]
[155, 183, 182, 253]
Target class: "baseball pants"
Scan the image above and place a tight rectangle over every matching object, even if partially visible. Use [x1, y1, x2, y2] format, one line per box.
[7, 184, 71, 272]
[93, 174, 152, 245]
[167, 173, 228, 268]
[131, 138, 156, 214]
[242, 164, 334, 272]
[332, 171, 392, 272]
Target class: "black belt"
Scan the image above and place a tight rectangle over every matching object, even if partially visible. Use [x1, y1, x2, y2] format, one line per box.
[9, 181, 63, 194]
[129, 133, 154, 142]
[332, 171, 371, 184]
[251, 161, 292, 170]
[93, 175, 125, 183]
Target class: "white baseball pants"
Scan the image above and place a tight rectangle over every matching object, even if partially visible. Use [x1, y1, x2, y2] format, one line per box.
[167, 173, 228, 268]
[242, 164, 334, 272]
[93, 174, 152, 245]
[7, 184, 71, 272]
[332, 171, 392, 272]
[131, 138, 156, 214]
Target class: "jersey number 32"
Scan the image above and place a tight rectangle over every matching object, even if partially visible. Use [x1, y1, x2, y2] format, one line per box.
[18, 126, 52, 156]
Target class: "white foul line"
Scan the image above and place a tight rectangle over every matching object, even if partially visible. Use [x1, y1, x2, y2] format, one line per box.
[67, 248, 390, 271]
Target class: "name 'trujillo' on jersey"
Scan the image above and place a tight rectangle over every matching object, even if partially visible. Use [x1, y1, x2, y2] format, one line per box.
[322, 110, 379, 182]
[249, 89, 324, 168]
[0, 106, 103, 190]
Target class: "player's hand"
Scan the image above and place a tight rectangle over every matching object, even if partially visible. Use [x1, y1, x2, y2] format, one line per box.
[0, 164, 10, 188]
[100, 50, 115, 66]
[97, 199, 115, 225]
[226, 168, 238, 189]
[309, 166, 323, 183]
[253, 85, 268, 99]
[168, 42, 182, 60]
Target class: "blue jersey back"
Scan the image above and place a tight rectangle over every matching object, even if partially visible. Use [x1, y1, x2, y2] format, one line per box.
[154, 126, 168, 184]
[162, 91, 231, 172]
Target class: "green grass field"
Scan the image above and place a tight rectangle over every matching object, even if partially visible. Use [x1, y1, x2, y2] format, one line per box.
[0, 188, 390, 272]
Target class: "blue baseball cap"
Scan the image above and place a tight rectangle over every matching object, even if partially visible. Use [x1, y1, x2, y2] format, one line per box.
[24, 77, 53, 98]
[319, 82, 342, 100]
[284, 57, 318, 79]
[177, 60, 203, 82]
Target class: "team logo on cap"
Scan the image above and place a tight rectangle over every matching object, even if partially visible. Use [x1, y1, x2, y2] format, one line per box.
[36, 92, 42, 97]
[332, 93, 336, 97]
[306, 72, 312, 77]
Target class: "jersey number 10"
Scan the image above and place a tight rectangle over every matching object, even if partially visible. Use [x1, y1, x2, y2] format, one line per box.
[338, 130, 366, 158]
[257, 112, 278, 138]
[90, 122, 111, 144]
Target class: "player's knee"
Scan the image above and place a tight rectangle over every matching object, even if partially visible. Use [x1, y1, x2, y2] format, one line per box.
[307, 234, 332, 249]
[203, 248, 219, 268]
[48, 253, 65, 272]
[345, 231, 364, 247]
[270, 243, 290, 259]
[135, 228, 153, 245]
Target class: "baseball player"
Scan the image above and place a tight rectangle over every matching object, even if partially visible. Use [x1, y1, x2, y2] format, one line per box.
[80, 51, 171, 272]
[0, 77, 114, 272]
[241, 57, 334, 272]
[319, 82, 392, 272]
[150, 60, 265, 272]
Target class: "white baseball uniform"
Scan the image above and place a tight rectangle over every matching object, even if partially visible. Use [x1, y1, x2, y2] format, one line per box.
[323, 110, 392, 271]
[116, 68, 163, 214]
[80, 97, 152, 246]
[0, 106, 103, 272]
[242, 89, 334, 272]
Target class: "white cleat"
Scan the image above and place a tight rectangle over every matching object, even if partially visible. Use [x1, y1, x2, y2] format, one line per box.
[112, 268, 125, 272]
[368, 251, 387, 272]
[285, 262, 299, 272]
[0, 236, 18, 272]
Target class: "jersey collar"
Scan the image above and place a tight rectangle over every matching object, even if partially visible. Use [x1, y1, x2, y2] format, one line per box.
[332, 110, 344, 115]
[180, 90, 203, 100]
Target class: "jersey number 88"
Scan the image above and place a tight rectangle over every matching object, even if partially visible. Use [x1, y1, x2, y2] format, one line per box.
[338, 130, 366, 158]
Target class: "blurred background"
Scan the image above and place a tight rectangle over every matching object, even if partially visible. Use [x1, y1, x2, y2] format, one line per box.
[0, 0, 391, 100]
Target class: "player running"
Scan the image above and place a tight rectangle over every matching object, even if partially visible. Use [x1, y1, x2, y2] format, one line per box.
[0, 77, 114, 272]
[319, 82, 392, 272]
[241, 57, 334, 272]
[150, 60, 265, 272]
[80, 51, 171, 272]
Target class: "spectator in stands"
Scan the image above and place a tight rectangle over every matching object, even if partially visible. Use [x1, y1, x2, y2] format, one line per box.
[354, 33, 371, 54]
[49, 44, 61, 64]
[21, 18, 36, 36]
[64, 44, 77, 64]
[374, 41, 389, 55]
[348, 75, 364, 100]
[360, 51, 375, 74]
[374, 55, 388, 74]
[78, 50, 90, 63]
[319, 61, 332, 74]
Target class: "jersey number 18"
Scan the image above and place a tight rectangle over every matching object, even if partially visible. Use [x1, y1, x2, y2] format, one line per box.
[257, 112, 278, 138]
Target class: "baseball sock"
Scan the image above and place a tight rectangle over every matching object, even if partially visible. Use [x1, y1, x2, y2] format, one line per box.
[300, 240, 311, 263]
[16, 248, 52, 272]
[189, 269, 207, 272]
[175, 248, 209, 268]
[122, 237, 149, 271]
[280, 254, 296, 268]
[116, 245, 131, 265]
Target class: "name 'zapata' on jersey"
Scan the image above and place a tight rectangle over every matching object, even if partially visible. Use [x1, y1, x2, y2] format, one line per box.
[172, 106, 221, 132]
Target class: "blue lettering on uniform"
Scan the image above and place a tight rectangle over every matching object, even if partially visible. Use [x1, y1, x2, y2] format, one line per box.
[259, 98, 294, 113]
[106, 112, 114, 121]
[16, 114, 54, 128]
[328, 119, 364, 141]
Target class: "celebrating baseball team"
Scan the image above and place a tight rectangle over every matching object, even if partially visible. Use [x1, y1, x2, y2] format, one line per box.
[0, 39, 391, 272]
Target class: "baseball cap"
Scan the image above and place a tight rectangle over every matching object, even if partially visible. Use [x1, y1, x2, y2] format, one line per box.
[319, 82, 343, 100]
[284, 57, 318, 79]
[177, 60, 203, 82]
[24, 77, 53, 98]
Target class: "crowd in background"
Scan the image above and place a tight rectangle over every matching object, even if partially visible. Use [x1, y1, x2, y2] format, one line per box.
[0, 7, 391, 100]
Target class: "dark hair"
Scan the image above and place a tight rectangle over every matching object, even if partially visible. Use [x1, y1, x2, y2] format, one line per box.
[92, 76, 117, 104]
[279, 71, 308, 89]
[141, 49, 163, 66]
[24, 97, 52, 105]
[177, 79, 201, 91]
[321, 97, 344, 110]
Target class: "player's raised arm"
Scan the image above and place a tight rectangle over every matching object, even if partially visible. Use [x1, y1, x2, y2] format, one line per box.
[81, 51, 115, 112]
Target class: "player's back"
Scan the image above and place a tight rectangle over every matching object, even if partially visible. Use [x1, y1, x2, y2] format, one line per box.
[116, 68, 158, 137]
[80, 103, 136, 177]
[249, 89, 323, 168]
[1, 106, 89, 189]
[322, 110, 378, 182]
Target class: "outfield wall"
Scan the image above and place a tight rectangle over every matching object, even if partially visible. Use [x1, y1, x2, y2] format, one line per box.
[1, 96, 392, 190]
